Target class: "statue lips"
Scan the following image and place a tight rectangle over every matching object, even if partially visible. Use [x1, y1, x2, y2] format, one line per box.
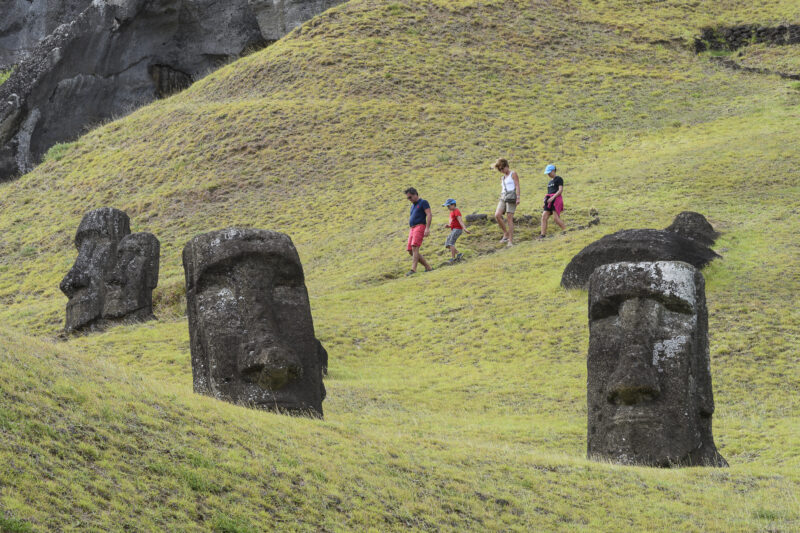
[610, 407, 663, 426]
[239, 342, 304, 392]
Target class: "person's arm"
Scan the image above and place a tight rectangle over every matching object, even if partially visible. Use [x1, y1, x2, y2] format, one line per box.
[457, 215, 469, 233]
[548, 185, 564, 205]
[424, 208, 432, 236]
[512, 171, 521, 204]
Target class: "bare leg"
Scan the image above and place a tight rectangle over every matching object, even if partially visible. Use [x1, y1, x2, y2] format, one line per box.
[410, 248, 418, 272]
[450, 246, 457, 259]
[413, 247, 432, 271]
[495, 207, 508, 240]
[506, 213, 515, 244]
[552, 211, 567, 230]
[541, 211, 551, 236]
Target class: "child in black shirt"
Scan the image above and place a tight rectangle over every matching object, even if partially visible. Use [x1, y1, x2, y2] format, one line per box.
[540, 164, 566, 238]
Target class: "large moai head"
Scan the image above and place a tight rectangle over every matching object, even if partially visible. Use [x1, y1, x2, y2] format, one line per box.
[183, 228, 326, 417]
[587, 261, 727, 467]
[60, 208, 131, 332]
[60, 208, 159, 333]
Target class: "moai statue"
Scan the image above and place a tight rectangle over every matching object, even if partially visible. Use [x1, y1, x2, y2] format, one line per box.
[183, 228, 326, 417]
[587, 261, 727, 467]
[60, 208, 159, 333]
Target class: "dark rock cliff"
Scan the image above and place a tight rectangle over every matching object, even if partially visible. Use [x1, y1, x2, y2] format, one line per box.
[0, 0, 343, 181]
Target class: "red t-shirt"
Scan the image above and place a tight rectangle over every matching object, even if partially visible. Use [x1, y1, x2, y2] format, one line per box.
[448, 209, 463, 229]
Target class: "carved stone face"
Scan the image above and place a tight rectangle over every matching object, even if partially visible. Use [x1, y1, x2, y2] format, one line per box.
[183, 228, 326, 417]
[60, 207, 159, 333]
[587, 261, 726, 467]
[103, 233, 160, 319]
[60, 208, 130, 332]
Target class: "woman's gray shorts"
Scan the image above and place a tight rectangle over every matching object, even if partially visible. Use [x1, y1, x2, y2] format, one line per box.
[445, 229, 463, 247]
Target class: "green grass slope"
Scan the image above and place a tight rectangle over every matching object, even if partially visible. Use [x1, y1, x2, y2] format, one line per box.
[0, 0, 799, 530]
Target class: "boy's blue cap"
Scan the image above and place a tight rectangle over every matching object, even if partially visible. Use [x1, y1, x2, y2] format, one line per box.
[442, 198, 457, 206]
[544, 164, 556, 175]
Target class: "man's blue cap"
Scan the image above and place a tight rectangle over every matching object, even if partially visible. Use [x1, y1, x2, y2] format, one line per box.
[544, 164, 556, 175]
[442, 198, 457, 206]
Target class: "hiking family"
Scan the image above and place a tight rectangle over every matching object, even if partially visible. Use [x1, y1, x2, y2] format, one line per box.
[404, 159, 566, 276]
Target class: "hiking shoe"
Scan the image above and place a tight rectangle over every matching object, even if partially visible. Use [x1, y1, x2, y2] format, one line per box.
[506, 241, 514, 247]
[447, 258, 455, 264]
[538, 234, 546, 240]
[455, 253, 463, 261]
[425, 267, 434, 272]
[500, 237, 508, 243]
[405, 270, 416, 277]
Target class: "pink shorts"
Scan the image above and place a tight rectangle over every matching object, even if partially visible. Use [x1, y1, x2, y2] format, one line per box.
[544, 194, 564, 215]
[407, 224, 426, 250]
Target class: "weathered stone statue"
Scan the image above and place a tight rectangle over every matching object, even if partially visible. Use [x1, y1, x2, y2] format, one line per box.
[587, 261, 727, 467]
[60, 208, 159, 333]
[183, 228, 326, 417]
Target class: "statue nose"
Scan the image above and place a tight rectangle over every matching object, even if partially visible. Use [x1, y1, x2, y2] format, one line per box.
[60, 267, 89, 297]
[607, 344, 661, 405]
[240, 343, 303, 391]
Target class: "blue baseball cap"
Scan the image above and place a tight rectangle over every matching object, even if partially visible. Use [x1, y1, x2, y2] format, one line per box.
[442, 198, 457, 206]
[544, 164, 556, 175]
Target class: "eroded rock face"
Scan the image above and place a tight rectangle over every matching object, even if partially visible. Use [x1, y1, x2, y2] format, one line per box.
[587, 261, 727, 467]
[60, 207, 160, 333]
[249, 0, 343, 42]
[183, 228, 326, 417]
[561, 213, 719, 289]
[0, 0, 344, 180]
[0, 0, 93, 69]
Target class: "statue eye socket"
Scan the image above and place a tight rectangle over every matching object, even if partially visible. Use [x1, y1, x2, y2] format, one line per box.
[590, 300, 619, 320]
[661, 298, 694, 315]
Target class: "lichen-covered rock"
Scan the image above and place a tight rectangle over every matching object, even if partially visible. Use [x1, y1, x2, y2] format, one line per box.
[183, 228, 326, 417]
[465, 214, 488, 224]
[60, 207, 159, 333]
[587, 261, 727, 467]
[665, 211, 719, 246]
[561, 227, 719, 289]
[0, 0, 344, 180]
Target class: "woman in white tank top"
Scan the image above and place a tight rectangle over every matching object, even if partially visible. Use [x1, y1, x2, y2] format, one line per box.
[493, 158, 520, 246]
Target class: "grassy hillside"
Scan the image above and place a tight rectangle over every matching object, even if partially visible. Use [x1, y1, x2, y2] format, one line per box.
[0, 0, 798, 530]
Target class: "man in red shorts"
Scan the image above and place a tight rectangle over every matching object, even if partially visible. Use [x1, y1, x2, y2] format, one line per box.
[540, 164, 566, 238]
[405, 187, 433, 276]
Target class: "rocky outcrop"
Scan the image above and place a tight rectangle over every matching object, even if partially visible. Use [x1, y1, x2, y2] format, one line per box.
[0, 0, 93, 70]
[694, 24, 800, 53]
[0, 0, 344, 181]
[694, 25, 800, 80]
